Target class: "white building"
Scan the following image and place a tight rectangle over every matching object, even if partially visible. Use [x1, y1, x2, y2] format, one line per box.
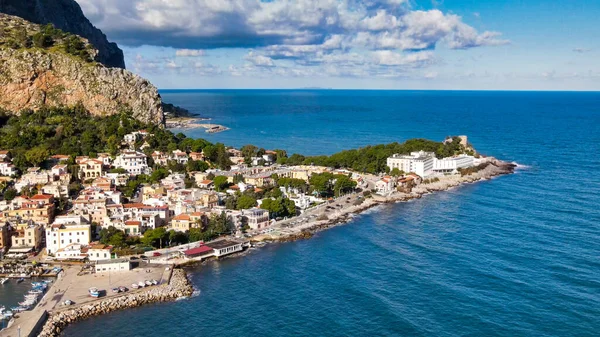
[161, 173, 186, 190]
[207, 240, 243, 257]
[46, 216, 91, 255]
[386, 151, 435, 178]
[243, 208, 270, 230]
[0, 162, 16, 176]
[88, 244, 113, 261]
[433, 155, 475, 174]
[124, 133, 139, 143]
[375, 176, 395, 195]
[94, 258, 131, 273]
[113, 151, 150, 175]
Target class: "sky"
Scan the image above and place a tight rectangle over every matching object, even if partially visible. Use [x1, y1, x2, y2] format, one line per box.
[75, 0, 600, 90]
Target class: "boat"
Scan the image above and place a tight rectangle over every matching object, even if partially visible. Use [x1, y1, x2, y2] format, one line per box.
[29, 289, 43, 294]
[119, 286, 127, 292]
[112, 287, 120, 293]
[151, 279, 158, 285]
[144, 280, 153, 286]
[0, 278, 8, 284]
[3, 310, 13, 318]
[131, 283, 139, 289]
[16, 278, 24, 283]
[11, 306, 26, 313]
[138, 281, 146, 288]
[89, 287, 100, 298]
[63, 300, 73, 306]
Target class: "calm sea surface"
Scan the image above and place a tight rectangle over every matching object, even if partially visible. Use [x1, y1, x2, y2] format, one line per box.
[65, 90, 600, 337]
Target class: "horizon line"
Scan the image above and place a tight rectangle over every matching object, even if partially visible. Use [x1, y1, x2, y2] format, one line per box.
[158, 88, 600, 93]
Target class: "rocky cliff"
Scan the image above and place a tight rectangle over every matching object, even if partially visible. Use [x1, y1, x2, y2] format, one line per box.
[0, 0, 125, 68]
[0, 14, 163, 124]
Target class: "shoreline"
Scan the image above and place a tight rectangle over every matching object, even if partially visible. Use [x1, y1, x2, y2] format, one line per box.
[165, 117, 230, 133]
[250, 157, 516, 243]
[34, 157, 515, 336]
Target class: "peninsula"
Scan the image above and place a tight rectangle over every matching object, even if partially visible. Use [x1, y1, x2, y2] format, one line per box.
[0, 104, 515, 336]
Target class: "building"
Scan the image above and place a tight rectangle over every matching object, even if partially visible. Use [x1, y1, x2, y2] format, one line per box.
[45, 216, 91, 255]
[79, 159, 104, 180]
[161, 173, 186, 190]
[0, 162, 16, 176]
[113, 151, 150, 175]
[151, 151, 169, 166]
[11, 223, 43, 251]
[124, 133, 139, 143]
[183, 245, 214, 259]
[2, 194, 56, 225]
[189, 152, 204, 161]
[206, 240, 243, 257]
[386, 151, 435, 178]
[244, 208, 270, 230]
[88, 244, 113, 261]
[170, 212, 206, 232]
[94, 258, 131, 273]
[0, 224, 9, 252]
[55, 243, 88, 260]
[170, 150, 189, 164]
[433, 155, 475, 174]
[375, 176, 395, 195]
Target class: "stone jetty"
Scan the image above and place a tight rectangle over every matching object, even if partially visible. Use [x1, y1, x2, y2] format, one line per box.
[37, 269, 193, 337]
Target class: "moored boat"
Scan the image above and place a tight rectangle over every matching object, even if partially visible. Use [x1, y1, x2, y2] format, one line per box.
[145, 280, 153, 286]
[131, 283, 139, 289]
[0, 278, 8, 284]
[151, 279, 158, 285]
[16, 278, 24, 283]
[112, 287, 120, 293]
[138, 281, 146, 288]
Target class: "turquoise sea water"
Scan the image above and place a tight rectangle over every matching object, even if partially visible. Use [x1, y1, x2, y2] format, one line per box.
[65, 90, 600, 336]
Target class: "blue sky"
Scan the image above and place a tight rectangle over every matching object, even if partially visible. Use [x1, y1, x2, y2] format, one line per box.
[76, 0, 599, 90]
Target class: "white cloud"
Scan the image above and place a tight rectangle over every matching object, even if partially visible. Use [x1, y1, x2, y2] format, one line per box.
[245, 51, 275, 67]
[176, 49, 205, 57]
[573, 48, 591, 53]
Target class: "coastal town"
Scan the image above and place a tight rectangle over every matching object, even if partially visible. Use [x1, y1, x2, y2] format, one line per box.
[0, 133, 514, 336]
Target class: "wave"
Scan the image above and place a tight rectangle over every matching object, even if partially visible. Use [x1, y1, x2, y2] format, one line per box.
[511, 161, 531, 169]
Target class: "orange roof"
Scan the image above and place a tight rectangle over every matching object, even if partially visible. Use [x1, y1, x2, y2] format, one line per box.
[200, 180, 213, 184]
[124, 220, 141, 226]
[172, 214, 191, 221]
[30, 194, 53, 200]
[190, 212, 204, 216]
[123, 203, 145, 208]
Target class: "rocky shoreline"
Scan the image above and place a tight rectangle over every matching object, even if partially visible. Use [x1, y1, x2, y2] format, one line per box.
[261, 158, 516, 243]
[37, 269, 193, 337]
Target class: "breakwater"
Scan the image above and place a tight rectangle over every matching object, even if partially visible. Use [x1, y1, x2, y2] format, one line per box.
[37, 269, 193, 337]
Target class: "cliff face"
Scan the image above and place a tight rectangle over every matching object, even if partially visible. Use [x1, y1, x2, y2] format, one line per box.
[0, 14, 163, 124]
[0, 0, 125, 68]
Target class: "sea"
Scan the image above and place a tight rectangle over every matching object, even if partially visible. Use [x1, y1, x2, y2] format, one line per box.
[64, 90, 600, 337]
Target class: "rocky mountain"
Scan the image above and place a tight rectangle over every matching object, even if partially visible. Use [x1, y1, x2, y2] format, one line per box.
[0, 0, 125, 68]
[0, 14, 163, 124]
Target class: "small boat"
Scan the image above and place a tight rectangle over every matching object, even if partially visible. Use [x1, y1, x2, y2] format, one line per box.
[29, 289, 43, 294]
[119, 286, 127, 292]
[131, 283, 139, 289]
[0, 278, 8, 284]
[11, 307, 25, 313]
[112, 287, 120, 293]
[138, 281, 146, 288]
[3, 310, 13, 318]
[16, 278, 24, 283]
[144, 280, 153, 286]
[89, 287, 100, 298]
[63, 300, 73, 306]
[151, 279, 158, 285]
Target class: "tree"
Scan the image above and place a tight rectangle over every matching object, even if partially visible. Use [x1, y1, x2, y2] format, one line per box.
[237, 195, 257, 210]
[25, 146, 49, 167]
[169, 230, 188, 246]
[187, 160, 209, 172]
[142, 227, 169, 248]
[3, 187, 17, 201]
[99, 226, 126, 247]
[390, 168, 404, 177]
[333, 175, 357, 196]
[150, 168, 169, 183]
[32, 32, 54, 48]
[213, 176, 229, 192]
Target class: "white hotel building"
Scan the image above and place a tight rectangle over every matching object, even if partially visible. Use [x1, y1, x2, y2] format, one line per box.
[386, 151, 435, 178]
[113, 151, 150, 175]
[45, 215, 91, 255]
[433, 155, 475, 174]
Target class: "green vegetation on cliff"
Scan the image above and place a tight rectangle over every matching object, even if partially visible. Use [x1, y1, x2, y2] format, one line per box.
[0, 16, 94, 62]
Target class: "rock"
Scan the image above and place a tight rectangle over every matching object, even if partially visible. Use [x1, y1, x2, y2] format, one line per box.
[0, 14, 163, 124]
[0, 0, 125, 68]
